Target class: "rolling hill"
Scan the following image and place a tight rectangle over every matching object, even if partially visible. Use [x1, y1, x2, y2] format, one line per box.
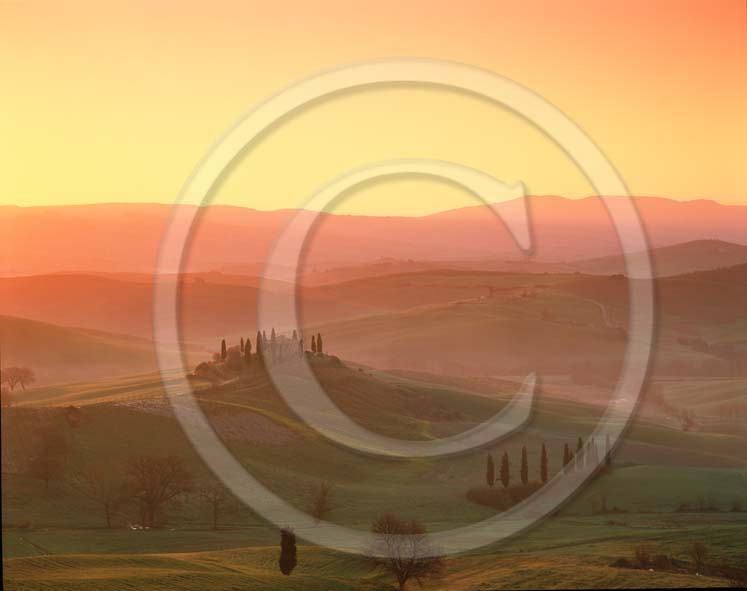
[570, 240, 747, 277]
[0, 315, 185, 384]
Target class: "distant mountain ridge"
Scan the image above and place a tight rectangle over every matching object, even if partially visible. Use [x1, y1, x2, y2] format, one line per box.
[568, 239, 747, 277]
[1, 197, 744, 276]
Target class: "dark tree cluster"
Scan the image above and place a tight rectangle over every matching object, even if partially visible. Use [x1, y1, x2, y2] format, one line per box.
[203, 329, 329, 377]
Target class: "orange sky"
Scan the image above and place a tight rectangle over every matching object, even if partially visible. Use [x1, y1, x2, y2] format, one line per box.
[1, 0, 746, 215]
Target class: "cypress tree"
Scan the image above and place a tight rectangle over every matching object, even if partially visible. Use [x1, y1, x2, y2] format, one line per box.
[486, 454, 495, 487]
[292, 329, 298, 342]
[244, 337, 252, 365]
[298, 338, 304, 358]
[311, 335, 317, 353]
[220, 339, 227, 361]
[563, 443, 572, 469]
[576, 436, 584, 469]
[520, 446, 529, 485]
[590, 439, 599, 465]
[270, 328, 277, 363]
[278, 528, 297, 576]
[240, 337, 244, 352]
[540, 442, 548, 484]
[500, 452, 510, 488]
[316, 333, 323, 354]
[605, 433, 612, 467]
[256, 331, 264, 367]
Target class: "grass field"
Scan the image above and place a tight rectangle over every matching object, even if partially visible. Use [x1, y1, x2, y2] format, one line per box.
[2, 361, 746, 589]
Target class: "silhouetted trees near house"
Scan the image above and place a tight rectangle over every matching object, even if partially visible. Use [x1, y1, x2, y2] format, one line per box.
[255, 331, 264, 367]
[270, 328, 277, 363]
[201, 330, 331, 378]
[244, 337, 252, 365]
[278, 528, 297, 576]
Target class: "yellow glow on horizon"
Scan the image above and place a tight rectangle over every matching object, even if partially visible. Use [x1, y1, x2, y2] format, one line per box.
[1, 0, 745, 214]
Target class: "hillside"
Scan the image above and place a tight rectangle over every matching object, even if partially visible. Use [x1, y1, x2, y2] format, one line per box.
[2, 365, 746, 585]
[0, 273, 376, 340]
[0, 315, 183, 385]
[571, 240, 747, 277]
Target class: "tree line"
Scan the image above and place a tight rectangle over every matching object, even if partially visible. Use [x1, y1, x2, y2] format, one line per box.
[485, 435, 614, 489]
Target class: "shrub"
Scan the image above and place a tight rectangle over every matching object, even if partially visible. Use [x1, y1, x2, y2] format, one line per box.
[466, 482, 542, 511]
[634, 545, 652, 568]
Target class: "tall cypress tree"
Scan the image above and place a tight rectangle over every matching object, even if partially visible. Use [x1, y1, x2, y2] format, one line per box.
[278, 528, 297, 576]
[540, 443, 548, 484]
[220, 339, 227, 361]
[256, 331, 264, 367]
[520, 446, 529, 485]
[270, 328, 277, 363]
[311, 335, 317, 353]
[316, 333, 323, 354]
[486, 454, 495, 487]
[292, 329, 298, 342]
[298, 338, 304, 358]
[563, 443, 572, 469]
[244, 337, 252, 365]
[605, 433, 612, 467]
[240, 337, 244, 352]
[589, 439, 599, 465]
[576, 436, 584, 469]
[500, 452, 510, 488]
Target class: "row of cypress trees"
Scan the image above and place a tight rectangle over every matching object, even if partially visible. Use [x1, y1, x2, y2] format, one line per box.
[217, 329, 326, 367]
[485, 435, 613, 488]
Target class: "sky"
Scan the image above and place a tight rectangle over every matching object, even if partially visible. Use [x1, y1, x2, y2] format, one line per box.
[2, 0, 746, 215]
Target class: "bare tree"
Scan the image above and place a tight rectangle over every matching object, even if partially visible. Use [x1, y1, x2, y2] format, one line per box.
[309, 480, 334, 522]
[28, 427, 68, 493]
[197, 484, 237, 530]
[124, 455, 193, 528]
[2, 367, 35, 392]
[69, 464, 125, 527]
[0, 387, 12, 408]
[689, 542, 709, 573]
[368, 513, 445, 591]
